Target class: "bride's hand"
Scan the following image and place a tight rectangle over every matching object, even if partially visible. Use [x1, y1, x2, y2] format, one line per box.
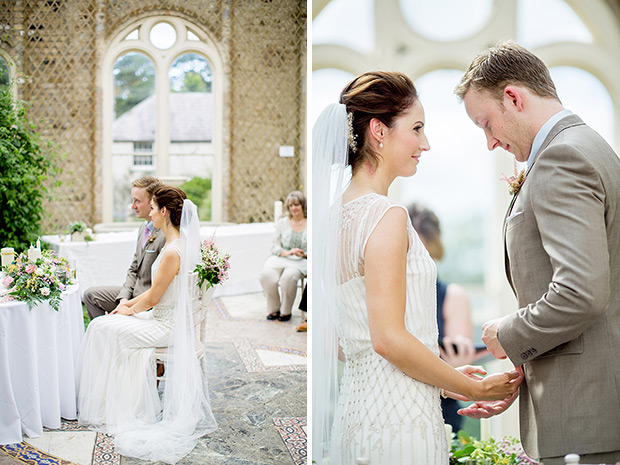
[443, 365, 487, 401]
[470, 370, 523, 401]
[111, 304, 132, 315]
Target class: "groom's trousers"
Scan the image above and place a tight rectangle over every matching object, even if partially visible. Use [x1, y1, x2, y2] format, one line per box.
[83, 285, 123, 320]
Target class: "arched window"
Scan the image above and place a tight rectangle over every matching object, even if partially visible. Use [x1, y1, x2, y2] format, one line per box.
[102, 16, 224, 222]
[0, 54, 10, 87]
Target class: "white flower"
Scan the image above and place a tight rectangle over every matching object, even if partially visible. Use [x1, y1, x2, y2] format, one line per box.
[35, 267, 44, 276]
[40, 287, 50, 296]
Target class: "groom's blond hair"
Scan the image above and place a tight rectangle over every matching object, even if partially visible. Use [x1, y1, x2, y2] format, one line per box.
[132, 176, 162, 200]
[455, 42, 560, 103]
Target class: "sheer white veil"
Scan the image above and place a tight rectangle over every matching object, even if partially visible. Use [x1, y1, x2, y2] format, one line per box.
[115, 199, 218, 463]
[312, 103, 349, 464]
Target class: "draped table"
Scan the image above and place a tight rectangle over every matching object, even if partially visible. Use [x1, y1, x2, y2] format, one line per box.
[0, 285, 84, 445]
[42, 223, 274, 298]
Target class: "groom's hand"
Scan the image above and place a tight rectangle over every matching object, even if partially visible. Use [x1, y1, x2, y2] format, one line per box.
[482, 318, 507, 359]
[457, 389, 519, 419]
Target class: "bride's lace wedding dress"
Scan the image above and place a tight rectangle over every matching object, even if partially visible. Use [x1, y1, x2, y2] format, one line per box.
[332, 193, 448, 465]
[76, 239, 181, 432]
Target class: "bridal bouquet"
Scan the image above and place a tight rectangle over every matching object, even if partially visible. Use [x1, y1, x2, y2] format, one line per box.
[194, 239, 231, 290]
[1, 250, 73, 310]
[450, 431, 538, 464]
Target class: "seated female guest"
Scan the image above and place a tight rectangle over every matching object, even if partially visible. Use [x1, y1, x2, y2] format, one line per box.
[76, 185, 217, 463]
[259, 190, 307, 321]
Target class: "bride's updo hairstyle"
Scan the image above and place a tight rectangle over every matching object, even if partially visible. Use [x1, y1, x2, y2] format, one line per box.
[151, 185, 187, 227]
[339, 71, 418, 173]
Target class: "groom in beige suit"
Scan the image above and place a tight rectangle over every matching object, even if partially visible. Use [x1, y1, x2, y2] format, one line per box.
[455, 42, 620, 465]
[83, 176, 166, 320]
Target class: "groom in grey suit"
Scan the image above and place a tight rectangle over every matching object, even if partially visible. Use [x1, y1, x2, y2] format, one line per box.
[455, 42, 620, 465]
[83, 176, 166, 320]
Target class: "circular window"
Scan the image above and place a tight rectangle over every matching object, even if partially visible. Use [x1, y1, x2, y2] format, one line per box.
[399, 0, 492, 42]
[150, 22, 177, 50]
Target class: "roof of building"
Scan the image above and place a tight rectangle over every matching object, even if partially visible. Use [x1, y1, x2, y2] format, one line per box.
[113, 92, 213, 142]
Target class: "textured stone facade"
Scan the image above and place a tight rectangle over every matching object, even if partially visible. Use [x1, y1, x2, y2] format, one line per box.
[0, 0, 306, 229]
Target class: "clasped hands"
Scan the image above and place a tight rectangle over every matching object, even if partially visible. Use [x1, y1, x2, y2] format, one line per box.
[110, 299, 133, 316]
[282, 248, 306, 258]
[457, 317, 523, 419]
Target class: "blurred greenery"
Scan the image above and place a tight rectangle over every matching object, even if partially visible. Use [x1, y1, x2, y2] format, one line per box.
[114, 52, 155, 118]
[0, 57, 9, 87]
[169, 53, 212, 93]
[180, 176, 212, 221]
[0, 80, 63, 250]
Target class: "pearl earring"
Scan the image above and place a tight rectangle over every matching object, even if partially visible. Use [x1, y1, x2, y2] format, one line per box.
[379, 139, 383, 149]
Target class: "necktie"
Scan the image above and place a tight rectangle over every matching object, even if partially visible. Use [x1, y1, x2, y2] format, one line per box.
[142, 225, 150, 249]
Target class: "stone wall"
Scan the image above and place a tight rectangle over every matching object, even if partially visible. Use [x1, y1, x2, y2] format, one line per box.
[0, 0, 306, 229]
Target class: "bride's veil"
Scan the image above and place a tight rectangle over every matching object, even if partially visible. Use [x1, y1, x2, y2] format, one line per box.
[312, 103, 349, 464]
[115, 199, 217, 463]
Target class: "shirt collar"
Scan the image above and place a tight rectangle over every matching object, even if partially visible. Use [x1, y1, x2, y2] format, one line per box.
[527, 109, 573, 168]
[146, 221, 154, 233]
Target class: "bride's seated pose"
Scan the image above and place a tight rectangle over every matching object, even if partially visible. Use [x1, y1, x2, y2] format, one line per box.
[76, 185, 217, 463]
[313, 71, 523, 465]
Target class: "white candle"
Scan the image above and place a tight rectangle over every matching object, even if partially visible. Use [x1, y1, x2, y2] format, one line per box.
[1, 247, 14, 267]
[36, 238, 41, 250]
[28, 246, 41, 262]
[274, 200, 283, 223]
[444, 423, 453, 450]
[480, 418, 491, 441]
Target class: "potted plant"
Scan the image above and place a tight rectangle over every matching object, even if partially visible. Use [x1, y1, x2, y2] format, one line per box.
[67, 221, 93, 242]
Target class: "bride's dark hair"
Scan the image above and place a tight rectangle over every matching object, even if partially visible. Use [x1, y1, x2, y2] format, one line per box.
[152, 186, 187, 227]
[339, 71, 418, 173]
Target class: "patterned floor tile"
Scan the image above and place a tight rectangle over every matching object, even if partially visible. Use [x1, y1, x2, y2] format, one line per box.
[273, 418, 307, 465]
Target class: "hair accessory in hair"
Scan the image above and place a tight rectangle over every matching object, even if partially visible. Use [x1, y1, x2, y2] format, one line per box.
[347, 112, 358, 153]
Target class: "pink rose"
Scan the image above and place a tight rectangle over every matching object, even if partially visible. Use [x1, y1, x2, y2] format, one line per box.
[40, 287, 50, 296]
[25, 264, 36, 274]
[2, 276, 14, 288]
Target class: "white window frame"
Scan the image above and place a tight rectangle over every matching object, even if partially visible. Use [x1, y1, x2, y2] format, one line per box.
[101, 16, 224, 222]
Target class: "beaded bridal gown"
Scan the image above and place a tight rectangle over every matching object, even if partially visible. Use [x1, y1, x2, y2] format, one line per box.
[331, 194, 448, 465]
[76, 239, 181, 432]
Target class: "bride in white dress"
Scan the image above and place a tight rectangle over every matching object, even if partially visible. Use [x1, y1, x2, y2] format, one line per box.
[76, 186, 217, 464]
[312, 71, 523, 465]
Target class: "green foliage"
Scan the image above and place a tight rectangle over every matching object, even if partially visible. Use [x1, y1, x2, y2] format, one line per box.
[178, 70, 208, 92]
[169, 53, 212, 92]
[0, 83, 62, 251]
[180, 176, 212, 221]
[66, 221, 87, 233]
[450, 431, 538, 464]
[114, 52, 155, 117]
[0, 57, 9, 87]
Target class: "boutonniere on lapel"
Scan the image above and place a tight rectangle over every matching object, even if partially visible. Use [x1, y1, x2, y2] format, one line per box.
[146, 233, 157, 245]
[501, 163, 526, 196]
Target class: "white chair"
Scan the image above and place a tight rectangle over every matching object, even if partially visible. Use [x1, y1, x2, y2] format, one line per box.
[154, 272, 215, 382]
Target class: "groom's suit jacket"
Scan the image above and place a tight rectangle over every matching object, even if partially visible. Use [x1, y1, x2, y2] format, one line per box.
[498, 114, 620, 460]
[117, 222, 166, 301]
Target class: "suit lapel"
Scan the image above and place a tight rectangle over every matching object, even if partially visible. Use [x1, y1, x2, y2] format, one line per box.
[136, 223, 147, 269]
[501, 114, 585, 292]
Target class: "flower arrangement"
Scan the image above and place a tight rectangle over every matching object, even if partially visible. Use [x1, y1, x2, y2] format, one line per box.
[450, 431, 538, 464]
[501, 162, 526, 196]
[194, 239, 231, 290]
[1, 249, 73, 310]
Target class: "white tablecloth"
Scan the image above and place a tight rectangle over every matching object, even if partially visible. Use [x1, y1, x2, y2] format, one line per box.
[42, 223, 275, 297]
[0, 285, 84, 444]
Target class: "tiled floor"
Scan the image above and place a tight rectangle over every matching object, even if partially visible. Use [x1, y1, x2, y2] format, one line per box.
[0, 292, 307, 465]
